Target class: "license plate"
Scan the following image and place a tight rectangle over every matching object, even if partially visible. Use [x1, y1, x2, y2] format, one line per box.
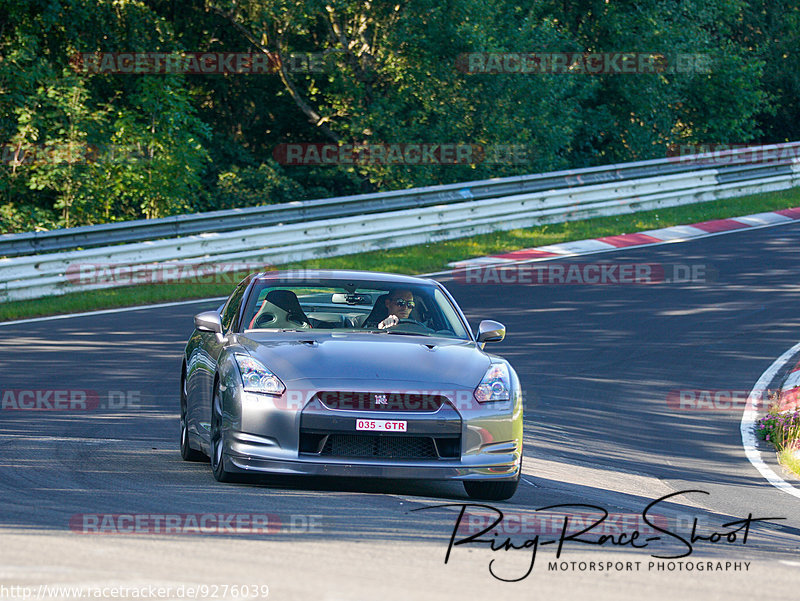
[355, 419, 407, 432]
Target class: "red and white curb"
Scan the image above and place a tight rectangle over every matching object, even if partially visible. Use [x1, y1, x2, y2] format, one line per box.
[777, 359, 800, 411]
[449, 207, 800, 267]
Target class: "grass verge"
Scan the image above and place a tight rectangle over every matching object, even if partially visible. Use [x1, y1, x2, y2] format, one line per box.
[778, 447, 800, 480]
[3, 186, 800, 322]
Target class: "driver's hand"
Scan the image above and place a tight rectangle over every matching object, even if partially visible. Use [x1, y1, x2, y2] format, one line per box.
[378, 315, 399, 329]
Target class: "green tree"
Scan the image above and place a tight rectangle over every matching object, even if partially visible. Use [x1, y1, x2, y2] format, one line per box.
[534, 0, 768, 163]
[101, 76, 209, 220]
[207, 0, 590, 190]
[0, 0, 211, 230]
[0, 0, 794, 233]
[731, 0, 800, 143]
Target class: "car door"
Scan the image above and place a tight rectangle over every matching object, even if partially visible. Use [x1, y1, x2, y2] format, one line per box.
[191, 279, 250, 446]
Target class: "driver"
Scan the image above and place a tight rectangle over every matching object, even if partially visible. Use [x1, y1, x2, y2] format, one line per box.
[385, 289, 415, 320]
[361, 288, 416, 328]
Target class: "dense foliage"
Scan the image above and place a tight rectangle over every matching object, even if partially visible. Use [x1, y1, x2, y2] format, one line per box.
[0, 0, 795, 232]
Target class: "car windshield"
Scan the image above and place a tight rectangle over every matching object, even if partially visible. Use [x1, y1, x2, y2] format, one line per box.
[240, 278, 470, 340]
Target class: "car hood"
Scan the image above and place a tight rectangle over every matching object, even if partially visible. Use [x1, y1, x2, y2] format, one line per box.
[237, 332, 492, 389]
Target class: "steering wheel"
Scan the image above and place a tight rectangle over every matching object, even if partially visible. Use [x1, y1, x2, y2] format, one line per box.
[390, 318, 433, 333]
[396, 318, 426, 326]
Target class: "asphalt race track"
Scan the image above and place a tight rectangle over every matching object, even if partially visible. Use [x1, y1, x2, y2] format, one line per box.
[3, 222, 800, 600]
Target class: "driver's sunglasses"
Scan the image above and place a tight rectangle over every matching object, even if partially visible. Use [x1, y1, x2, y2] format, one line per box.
[391, 299, 415, 308]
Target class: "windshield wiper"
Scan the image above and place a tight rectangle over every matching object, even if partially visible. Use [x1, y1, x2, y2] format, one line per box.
[384, 330, 428, 337]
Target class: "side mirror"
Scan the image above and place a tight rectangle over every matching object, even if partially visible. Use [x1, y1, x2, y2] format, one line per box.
[477, 320, 506, 344]
[194, 311, 223, 334]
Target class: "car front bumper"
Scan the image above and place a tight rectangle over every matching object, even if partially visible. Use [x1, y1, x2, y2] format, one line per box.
[217, 377, 523, 481]
[223, 448, 521, 481]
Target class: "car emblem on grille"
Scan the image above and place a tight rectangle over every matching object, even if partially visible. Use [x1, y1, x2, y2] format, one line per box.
[374, 394, 388, 405]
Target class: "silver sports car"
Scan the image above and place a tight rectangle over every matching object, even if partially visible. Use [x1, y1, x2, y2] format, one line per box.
[180, 270, 522, 500]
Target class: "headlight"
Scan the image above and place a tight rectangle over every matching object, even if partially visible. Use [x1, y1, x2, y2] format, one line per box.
[235, 354, 285, 395]
[474, 363, 511, 402]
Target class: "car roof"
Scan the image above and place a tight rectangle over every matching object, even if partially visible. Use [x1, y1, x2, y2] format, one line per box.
[252, 269, 438, 287]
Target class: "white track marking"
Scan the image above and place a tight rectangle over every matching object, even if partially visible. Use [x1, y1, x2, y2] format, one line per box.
[535, 239, 617, 254]
[0, 297, 227, 327]
[740, 341, 800, 499]
[731, 212, 793, 226]
[642, 224, 709, 240]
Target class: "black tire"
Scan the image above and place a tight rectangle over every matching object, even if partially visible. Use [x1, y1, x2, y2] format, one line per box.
[463, 479, 519, 501]
[210, 381, 236, 482]
[180, 370, 205, 462]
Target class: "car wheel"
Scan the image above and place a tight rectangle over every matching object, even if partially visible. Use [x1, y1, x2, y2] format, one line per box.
[210, 381, 236, 482]
[463, 479, 519, 501]
[181, 373, 206, 462]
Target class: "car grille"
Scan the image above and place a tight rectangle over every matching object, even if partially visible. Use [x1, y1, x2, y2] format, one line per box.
[322, 434, 436, 459]
[316, 391, 445, 412]
[299, 432, 460, 460]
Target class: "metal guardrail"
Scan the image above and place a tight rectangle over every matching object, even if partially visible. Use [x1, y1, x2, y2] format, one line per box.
[1, 143, 799, 302]
[2, 142, 798, 257]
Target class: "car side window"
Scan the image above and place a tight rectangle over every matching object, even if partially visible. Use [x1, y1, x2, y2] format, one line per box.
[221, 282, 248, 333]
